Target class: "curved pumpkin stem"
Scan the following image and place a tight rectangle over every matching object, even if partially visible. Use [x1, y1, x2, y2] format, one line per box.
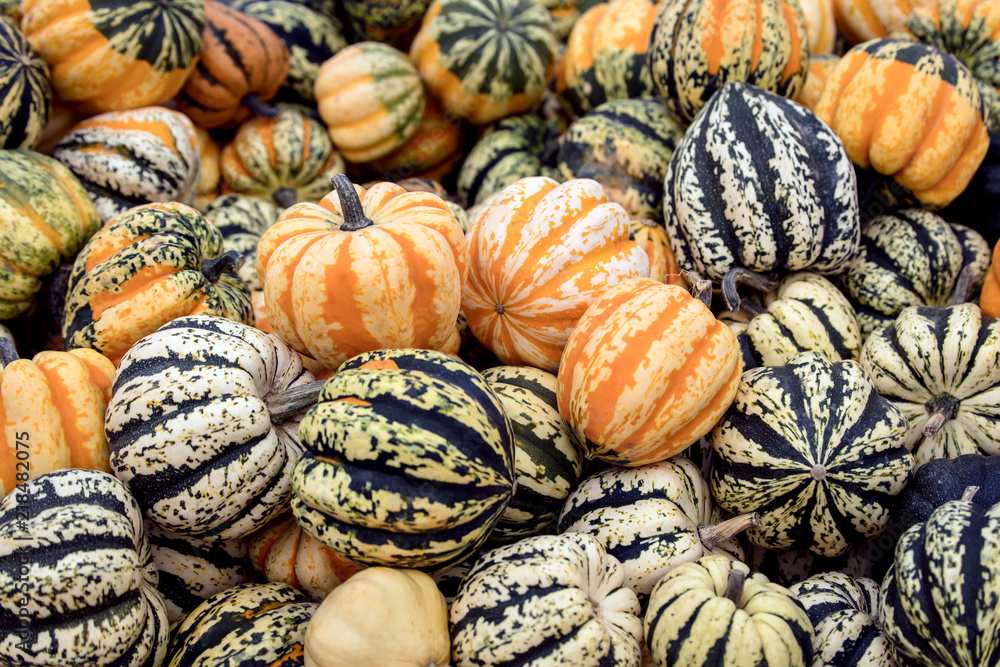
[683, 270, 713, 310]
[723, 567, 747, 605]
[946, 263, 979, 306]
[962, 486, 980, 502]
[0, 338, 19, 367]
[201, 250, 245, 283]
[273, 187, 298, 209]
[242, 93, 281, 119]
[722, 268, 779, 312]
[923, 393, 961, 438]
[738, 298, 767, 318]
[698, 512, 761, 551]
[331, 174, 374, 232]
[268, 379, 327, 423]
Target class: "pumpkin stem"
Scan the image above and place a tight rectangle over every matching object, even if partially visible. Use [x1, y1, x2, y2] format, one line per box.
[0, 337, 19, 367]
[268, 379, 327, 423]
[201, 250, 245, 283]
[273, 187, 298, 209]
[684, 270, 713, 310]
[923, 393, 961, 438]
[242, 93, 281, 119]
[961, 486, 980, 502]
[722, 268, 779, 312]
[331, 174, 374, 232]
[723, 567, 747, 605]
[698, 512, 761, 551]
[738, 298, 767, 318]
[946, 263, 979, 306]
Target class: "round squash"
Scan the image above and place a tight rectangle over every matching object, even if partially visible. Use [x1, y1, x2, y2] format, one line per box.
[340, 0, 432, 49]
[834, 0, 928, 44]
[629, 217, 684, 286]
[204, 193, 280, 292]
[0, 17, 50, 150]
[794, 52, 841, 112]
[364, 97, 467, 183]
[193, 124, 223, 210]
[801, 0, 838, 53]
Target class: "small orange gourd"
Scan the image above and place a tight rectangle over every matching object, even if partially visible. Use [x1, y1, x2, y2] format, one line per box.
[980, 240, 1000, 317]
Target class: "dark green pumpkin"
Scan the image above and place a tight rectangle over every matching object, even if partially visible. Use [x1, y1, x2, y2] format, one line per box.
[0, 17, 50, 150]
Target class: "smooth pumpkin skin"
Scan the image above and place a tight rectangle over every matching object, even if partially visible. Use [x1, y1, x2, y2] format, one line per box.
[981, 237, 1000, 317]
[303, 567, 450, 667]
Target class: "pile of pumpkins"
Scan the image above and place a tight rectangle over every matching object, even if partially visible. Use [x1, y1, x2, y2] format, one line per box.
[1, 0, 1000, 663]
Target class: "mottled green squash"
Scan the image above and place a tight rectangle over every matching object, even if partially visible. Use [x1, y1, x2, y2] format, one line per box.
[203, 194, 280, 291]
[341, 0, 432, 48]
[0, 18, 50, 150]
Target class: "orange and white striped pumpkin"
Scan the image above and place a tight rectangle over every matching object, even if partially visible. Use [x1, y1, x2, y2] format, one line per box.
[629, 218, 685, 286]
[256, 175, 468, 371]
[557, 277, 742, 466]
[462, 177, 650, 372]
[833, 0, 930, 44]
[801, 0, 838, 53]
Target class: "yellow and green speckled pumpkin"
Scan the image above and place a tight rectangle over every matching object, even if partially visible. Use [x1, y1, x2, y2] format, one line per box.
[0, 18, 50, 150]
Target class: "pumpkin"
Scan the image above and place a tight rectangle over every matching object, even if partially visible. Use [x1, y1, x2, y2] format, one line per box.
[980, 236, 1000, 316]
[462, 176, 649, 372]
[557, 98, 686, 221]
[788, 572, 894, 667]
[558, 277, 741, 466]
[363, 97, 467, 183]
[52, 105, 202, 223]
[814, 38, 989, 209]
[644, 555, 815, 667]
[0, 340, 114, 498]
[663, 82, 860, 302]
[555, 0, 659, 117]
[248, 513, 366, 601]
[0, 148, 100, 320]
[193, 125, 223, 210]
[20, 0, 205, 113]
[340, 0, 432, 48]
[838, 209, 991, 334]
[291, 348, 516, 572]
[710, 351, 914, 556]
[629, 218, 684, 286]
[177, 0, 291, 128]
[0, 0, 20, 21]
[204, 193, 280, 292]
[833, 0, 927, 44]
[0, 469, 168, 666]
[481, 365, 584, 539]
[0, 17, 50, 150]
[801, 0, 838, 53]
[409, 0, 559, 125]
[106, 315, 318, 539]
[536, 0, 580, 40]
[450, 532, 644, 666]
[304, 567, 450, 667]
[220, 106, 346, 209]
[745, 541, 876, 587]
[257, 175, 467, 371]
[557, 457, 750, 596]
[647, 0, 810, 124]
[314, 41, 426, 163]
[794, 52, 841, 112]
[61, 202, 254, 364]
[167, 582, 319, 666]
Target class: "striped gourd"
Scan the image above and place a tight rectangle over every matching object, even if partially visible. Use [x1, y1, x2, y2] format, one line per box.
[710, 351, 914, 557]
[481, 365, 584, 539]
[146, 520, 255, 623]
[220, 107, 345, 209]
[647, 0, 810, 124]
[0, 18, 50, 150]
[167, 582, 319, 666]
[557, 98, 686, 220]
[644, 555, 815, 667]
[292, 348, 515, 572]
[0, 469, 168, 666]
[745, 541, 875, 587]
[204, 194, 281, 292]
[860, 304, 1000, 465]
[794, 52, 841, 112]
[879, 497, 1000, 666]
[663, 82, 859, 287]
[788, 572, 893, 667]
[340, 0, 432, 47]
[61, 202, 254, 364]
[839, 209, 992, 334]
[557, 457, 747, 596]
[52, 106, 202, 223]
[800, 0, 837, 53]
[409, 0, 558, 125]
[0, 149, 100, 320]
[834, 0, 930, 44]
[193, 125, 222, 210]
[450, 532, 644, 666]
[365, 98, 466, 183]
[629, 218, 684, 285]
[106, 315, 317, 539]
[535, 0, 579, 40]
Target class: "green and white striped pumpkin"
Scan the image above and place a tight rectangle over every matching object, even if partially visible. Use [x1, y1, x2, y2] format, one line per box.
[788, 572, 893, 667]
[292, 348, 515, 573]
[204, 194, 281, 292]
[167, 582, 318, 666]
[839, 209, 992, 334]
[481, 365, 584, 540]
[860, 303, 1000, 466]
[450, 532, 644, 666]
[710, 351, 914, 556]
[0, 18, 50, 150]
[106, 315, 317, 540]
[0, 469, 169, 667]
[663, 82, 859, 285]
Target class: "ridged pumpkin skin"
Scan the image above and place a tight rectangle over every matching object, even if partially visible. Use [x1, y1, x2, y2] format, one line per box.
[647, 0, 810, 124]
[801, 0, 837, 53]
[0, 469, 169, 667]
[52, 105, 202, 223]
[193, 125, 222, 209]
[0, 347, 115, 498]
[291, 349, 516, 572]
[20, 0, 205, 113]
[0, 149, 100, 320]
[795, 52, 840, 112]
[178, 0, 291, 128]
[365, 97, 466, 182]
[450, 532, 644, 666]
[664, 82, 860, 283]
[409, 0, 558, 124]
[558, 277, 742, 466]
[257, 178, 467, 371]
[982, 238, 1000, 316]
[61, 202, 254, 365]
[834, 0, 925, 44]
[879, 500, 1000, 666]
[314, 41, 426, 163]
[340, 0, 433, 48]
[204, 193, 280, 292]
[629, 218, 684, 285]
[167, 582, 319, 667]
[710, 352, 914, 556]
[0, 18, 50, 150]
[106, 315, 315, 540]
[462, 176, 649, 372]
[814, 38, 989, 208]
[556, 0, 659, 117]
